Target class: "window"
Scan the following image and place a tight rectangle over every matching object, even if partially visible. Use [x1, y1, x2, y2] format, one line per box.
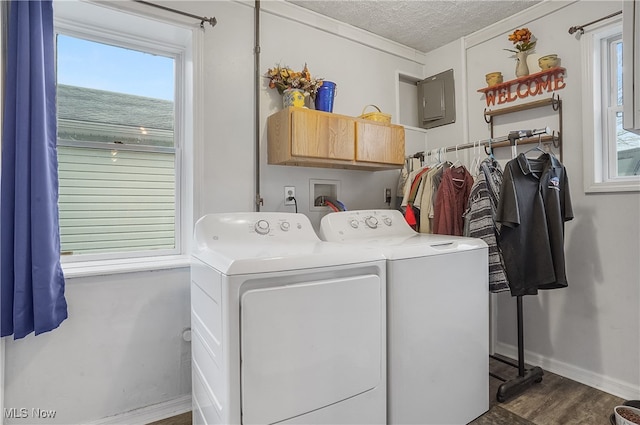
[54, 1, 193, 266]
[582, 21, 640, 192]
[603, 34, 640, 178]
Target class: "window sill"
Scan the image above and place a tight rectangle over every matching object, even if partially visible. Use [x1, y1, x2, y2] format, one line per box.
[62, 255, 191, 279]
[584, 180, 640, 193]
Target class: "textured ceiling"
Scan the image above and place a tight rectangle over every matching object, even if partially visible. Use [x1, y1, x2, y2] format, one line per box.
[287, 0, 541, 53]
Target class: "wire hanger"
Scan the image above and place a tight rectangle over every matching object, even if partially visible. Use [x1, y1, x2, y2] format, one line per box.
[451, 144, 462, 167]
[524, 133, 546, 157]
[484, 138, 495, 159]
[470, 140, 481, 175]
[432, 148, 440, 166]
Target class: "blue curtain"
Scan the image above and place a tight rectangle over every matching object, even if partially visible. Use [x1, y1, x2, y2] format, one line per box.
[1, 0, 68, 339]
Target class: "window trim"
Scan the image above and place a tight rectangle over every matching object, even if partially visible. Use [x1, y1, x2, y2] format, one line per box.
[54, 0, 195, 270]
[581, 19, 640, 193]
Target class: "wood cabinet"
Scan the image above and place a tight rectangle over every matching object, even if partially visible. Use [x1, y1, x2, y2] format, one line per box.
[623, 0, 640, 134]
[268, 108, 405, 171]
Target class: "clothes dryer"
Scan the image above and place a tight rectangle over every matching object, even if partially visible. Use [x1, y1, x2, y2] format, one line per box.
[320, 209, 489, 425]
[191, 212, 386, 425]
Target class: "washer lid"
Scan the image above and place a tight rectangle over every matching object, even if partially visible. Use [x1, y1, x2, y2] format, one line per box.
[320, 209, 487, 260]
[192, 212, 384, 274]
[320, 209, 416, 241]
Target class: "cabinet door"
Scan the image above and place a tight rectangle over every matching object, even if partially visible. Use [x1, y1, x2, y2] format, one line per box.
[355, 121, 405, 165]
[290, 109, 354, 160]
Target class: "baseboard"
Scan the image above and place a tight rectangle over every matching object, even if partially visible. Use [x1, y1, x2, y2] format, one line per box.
[90, 395, 191, 425]
[495, 342, 640, 401]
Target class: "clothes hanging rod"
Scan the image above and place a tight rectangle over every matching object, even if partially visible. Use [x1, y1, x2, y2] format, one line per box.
[133, 0, 217, 28]
[568, 10, 621, 35]
[413, 127, 552, 158]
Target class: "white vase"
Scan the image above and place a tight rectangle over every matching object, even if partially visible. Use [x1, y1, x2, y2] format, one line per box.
[515, 51, 530, 78]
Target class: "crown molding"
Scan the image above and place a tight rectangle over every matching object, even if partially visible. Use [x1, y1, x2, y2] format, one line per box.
[464, 1, 578, 50]
[253, 0, 428, 65]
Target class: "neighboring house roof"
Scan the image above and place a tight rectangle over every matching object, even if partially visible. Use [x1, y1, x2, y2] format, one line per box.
[57, 84, 174, 131]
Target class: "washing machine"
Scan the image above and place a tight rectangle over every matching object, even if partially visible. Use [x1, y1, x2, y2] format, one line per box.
[320, 209, 489, 425]
[190, 212, 387, 425]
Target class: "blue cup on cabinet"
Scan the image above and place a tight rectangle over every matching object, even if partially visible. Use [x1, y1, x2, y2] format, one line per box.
[315, 81, 336, 112]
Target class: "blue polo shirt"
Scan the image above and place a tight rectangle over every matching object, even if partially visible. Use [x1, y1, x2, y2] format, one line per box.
[496, 153, 573, 296]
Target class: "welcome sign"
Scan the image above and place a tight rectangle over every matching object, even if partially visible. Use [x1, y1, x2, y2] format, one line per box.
[478, 67, 566, 107]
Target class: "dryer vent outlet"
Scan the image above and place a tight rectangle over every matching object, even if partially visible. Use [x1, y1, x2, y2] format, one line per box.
[309, 179, 340, 212]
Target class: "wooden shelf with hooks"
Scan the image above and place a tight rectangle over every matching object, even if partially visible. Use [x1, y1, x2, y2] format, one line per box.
[484, 96, 560, 119]
[483, 94, 563, 160]
[485, 134, 559, 151]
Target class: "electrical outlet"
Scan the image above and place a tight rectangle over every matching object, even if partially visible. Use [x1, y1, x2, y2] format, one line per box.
[284, 186, 296, 205]
[384, 188, 392, 204]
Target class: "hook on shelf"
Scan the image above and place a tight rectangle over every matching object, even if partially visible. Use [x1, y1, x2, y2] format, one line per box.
[552, 131, 560, 148]
[551, 93, 561, 111]
[483, 108, 493, 124]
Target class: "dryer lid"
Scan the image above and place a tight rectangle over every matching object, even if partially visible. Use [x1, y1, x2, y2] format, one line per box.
[192, 212, 384, 274]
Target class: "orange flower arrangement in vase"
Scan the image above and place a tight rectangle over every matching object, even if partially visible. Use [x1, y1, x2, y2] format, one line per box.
[504, 28, 536, 78]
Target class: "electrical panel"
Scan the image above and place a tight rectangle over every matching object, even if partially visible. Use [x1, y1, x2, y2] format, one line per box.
[417, 69, 456, 129]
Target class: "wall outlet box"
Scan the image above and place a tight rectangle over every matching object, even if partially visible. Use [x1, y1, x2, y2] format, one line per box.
[284, 186, 295, 205]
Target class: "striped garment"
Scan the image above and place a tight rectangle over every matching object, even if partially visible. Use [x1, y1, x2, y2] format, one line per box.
[464, 159, 510, 293]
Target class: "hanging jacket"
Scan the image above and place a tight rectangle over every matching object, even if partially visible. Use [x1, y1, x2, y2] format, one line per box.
[433, 165, 474, 236]
[464, 158, 510, 292]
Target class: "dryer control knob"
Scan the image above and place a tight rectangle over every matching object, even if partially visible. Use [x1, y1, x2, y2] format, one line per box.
[383, 217, 393, 226]
[254, 219, 270, 235]
[280, 221, 290, 231]
[349, 219, 359, 229]
[364, 216, 378, 229]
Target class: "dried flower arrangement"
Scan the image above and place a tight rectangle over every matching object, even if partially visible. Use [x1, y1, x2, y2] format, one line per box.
[265, 63, 323, 98]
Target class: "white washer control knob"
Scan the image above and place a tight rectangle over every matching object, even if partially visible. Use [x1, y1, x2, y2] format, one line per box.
[364, 216, 378, 229]
[254, 220, 270, 235]
[280, 221, 290, 231]
[383, 217, 393, 226]
[349, 220, 359, 229]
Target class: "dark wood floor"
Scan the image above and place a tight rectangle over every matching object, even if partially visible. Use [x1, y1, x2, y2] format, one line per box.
[150, 355, 626, 425]
[469, 355, 624, 425]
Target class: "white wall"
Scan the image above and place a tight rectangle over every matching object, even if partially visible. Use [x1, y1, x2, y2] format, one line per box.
[422, 38, 467, 150]
[3, 269, 191, 424]
[256, 3, 425, 229]
[1, 1, 428, 423]
[428, 0, 640, 399]
[196, 0, 426, 228]
[198, 0, 257, 215]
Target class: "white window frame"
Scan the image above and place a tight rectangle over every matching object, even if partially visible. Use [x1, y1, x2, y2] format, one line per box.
[582, 19, 640, 193]
[53, 0, 196, 276]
